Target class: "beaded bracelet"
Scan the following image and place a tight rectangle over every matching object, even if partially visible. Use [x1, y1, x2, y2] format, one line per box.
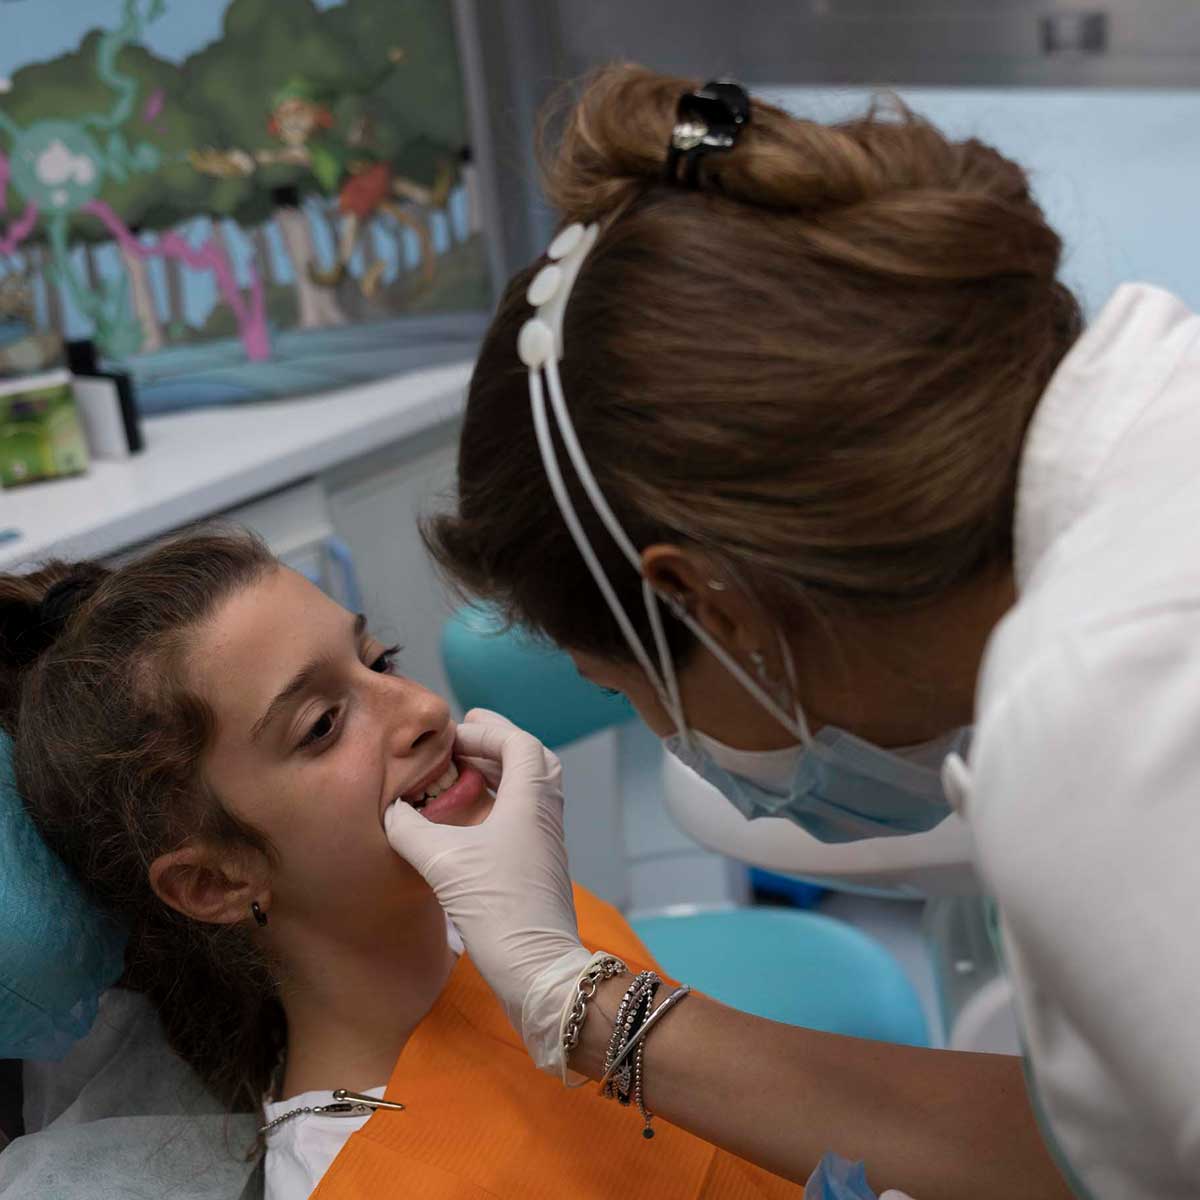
[617, 986, 657, 1107]
[603, 972, 660, 1102]
[599, 984, 693, 1139]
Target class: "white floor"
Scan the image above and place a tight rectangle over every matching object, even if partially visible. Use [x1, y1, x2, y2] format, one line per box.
[616, 722, 945, 1045]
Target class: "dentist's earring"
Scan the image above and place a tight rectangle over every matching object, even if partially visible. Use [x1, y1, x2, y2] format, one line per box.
[664, 591, 690, 620]
[749, 650, 769, 687]
[251, 901, 269, 928]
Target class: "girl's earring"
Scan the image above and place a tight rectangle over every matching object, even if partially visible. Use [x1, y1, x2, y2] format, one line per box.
[251, 900, 269, 928]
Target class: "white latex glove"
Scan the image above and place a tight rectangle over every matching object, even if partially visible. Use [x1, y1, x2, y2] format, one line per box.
[384, 709, 603, 1076]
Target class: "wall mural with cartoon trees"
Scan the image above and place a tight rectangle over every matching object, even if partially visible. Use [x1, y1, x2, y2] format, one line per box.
[0, 0, 490, 412]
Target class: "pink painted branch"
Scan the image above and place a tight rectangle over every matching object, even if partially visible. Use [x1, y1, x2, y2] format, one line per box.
[82, 199, 269, 360]
[0, 204, 38, 257]
[0, 154, 39, 256]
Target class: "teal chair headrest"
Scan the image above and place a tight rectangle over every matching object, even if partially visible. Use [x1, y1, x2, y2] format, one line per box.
[441, 605, 634, 750]
[0, 730, 126, 1059]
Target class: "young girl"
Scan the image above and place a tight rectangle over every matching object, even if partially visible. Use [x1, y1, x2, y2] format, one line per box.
[0, 528, 821, 1199]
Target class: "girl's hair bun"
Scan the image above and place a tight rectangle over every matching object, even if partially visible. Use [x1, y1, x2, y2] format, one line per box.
[0, 562, 109, 725]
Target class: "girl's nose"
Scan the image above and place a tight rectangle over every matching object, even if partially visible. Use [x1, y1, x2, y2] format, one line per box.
[384, 679, 450, 757]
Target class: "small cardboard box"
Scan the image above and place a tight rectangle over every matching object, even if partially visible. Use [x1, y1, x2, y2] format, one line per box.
[0, 370, 89, 488]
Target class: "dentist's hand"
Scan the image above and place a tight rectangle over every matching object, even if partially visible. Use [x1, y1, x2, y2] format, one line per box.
[384, 709, 598, 1073]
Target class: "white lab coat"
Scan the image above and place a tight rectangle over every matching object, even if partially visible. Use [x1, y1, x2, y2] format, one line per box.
[944, 284, 1200, 1198]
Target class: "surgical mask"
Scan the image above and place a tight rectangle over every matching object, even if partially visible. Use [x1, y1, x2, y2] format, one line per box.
[518, 222, 963, 844]
[672, 726, 967, 843]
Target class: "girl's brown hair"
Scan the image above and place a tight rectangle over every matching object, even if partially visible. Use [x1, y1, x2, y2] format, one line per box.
[0, 529, 281, 1113]
[424, 64, 1082, 662]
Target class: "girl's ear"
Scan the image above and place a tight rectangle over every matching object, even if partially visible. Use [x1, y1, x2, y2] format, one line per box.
[149, 840, 270, 926]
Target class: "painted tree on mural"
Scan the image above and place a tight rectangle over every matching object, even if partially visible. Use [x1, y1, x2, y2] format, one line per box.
[0, 0, 268, 361]
[182, 0, 463, 329]
[1, 30, 231, 353]
[325, 0, 467, 247]
[182, 0, 353, 328]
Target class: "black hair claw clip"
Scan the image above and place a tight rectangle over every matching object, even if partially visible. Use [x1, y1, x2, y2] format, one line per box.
[665, 79, 751, 188]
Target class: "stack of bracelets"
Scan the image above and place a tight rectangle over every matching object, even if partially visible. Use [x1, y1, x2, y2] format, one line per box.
[561, 956, 692, 1140]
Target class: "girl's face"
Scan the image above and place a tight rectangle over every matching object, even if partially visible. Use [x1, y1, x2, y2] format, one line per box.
[187, 566, 489, 931]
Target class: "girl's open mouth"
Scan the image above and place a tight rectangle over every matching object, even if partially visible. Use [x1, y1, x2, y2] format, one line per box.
[384, 757, 487, 826]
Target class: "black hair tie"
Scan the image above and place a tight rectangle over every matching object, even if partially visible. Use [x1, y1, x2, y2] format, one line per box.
[36, 572, 104, 643]
[665, 79, 752, 189]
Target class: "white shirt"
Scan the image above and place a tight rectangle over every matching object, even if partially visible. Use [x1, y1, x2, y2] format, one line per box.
[262, 920, 464, 1199]
[951, 283, 1200, 1198]
[262, 1085, 385, 1200]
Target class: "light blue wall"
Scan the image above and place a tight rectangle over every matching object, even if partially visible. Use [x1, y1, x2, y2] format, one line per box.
[768, 87, 1200, 318]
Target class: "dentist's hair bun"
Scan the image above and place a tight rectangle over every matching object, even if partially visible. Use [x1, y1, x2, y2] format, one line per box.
[542, 63, 1062, 285]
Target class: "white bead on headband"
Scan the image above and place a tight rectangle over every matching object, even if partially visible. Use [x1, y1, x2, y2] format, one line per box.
[519, 220, 690, 731]
[517, 222, 599, 369]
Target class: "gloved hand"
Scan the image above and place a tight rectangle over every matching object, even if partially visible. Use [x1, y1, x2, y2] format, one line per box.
[384, 709, 603, 1076]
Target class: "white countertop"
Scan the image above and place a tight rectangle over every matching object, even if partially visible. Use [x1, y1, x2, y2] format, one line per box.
[0, 361, 473, 571]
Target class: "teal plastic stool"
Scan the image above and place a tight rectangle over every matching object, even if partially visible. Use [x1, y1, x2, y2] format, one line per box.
[631, 908, 929, 1046]
[441, 604, 634, 749]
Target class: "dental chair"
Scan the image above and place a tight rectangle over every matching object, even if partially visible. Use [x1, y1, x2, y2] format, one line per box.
[442, 604, 930, 1047]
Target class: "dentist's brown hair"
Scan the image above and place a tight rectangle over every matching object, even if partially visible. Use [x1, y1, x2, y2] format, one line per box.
[426, 63, 1082, 662]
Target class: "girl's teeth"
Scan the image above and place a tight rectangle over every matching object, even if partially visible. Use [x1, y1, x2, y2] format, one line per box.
[416, 762, 460, 804]
[423, 763, 459, 800]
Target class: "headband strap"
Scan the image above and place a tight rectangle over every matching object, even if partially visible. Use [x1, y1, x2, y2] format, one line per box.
[516, 214, 812, 746]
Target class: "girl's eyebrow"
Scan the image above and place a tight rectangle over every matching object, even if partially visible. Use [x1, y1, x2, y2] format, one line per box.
[250, 613, 367, 741]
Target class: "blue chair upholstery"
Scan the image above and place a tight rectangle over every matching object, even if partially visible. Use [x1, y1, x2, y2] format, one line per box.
[0, 731, 126, 1060]
[441, 604, 634, 750]
[631, 908, 929, 1046]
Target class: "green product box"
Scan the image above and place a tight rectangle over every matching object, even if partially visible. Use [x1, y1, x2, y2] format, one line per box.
[0, 370, 90, 489]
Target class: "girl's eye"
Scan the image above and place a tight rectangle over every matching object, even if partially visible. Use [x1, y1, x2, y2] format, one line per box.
[370, 645, 400, 674]
[599, 686, 621, 698]
[300, 708, 338, 747]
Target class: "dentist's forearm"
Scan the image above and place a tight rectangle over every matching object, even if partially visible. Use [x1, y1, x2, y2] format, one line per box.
[574, 978, 1072, 1200]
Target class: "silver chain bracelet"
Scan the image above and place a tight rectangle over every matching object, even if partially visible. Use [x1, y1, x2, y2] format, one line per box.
[562, 955, 627, 1057]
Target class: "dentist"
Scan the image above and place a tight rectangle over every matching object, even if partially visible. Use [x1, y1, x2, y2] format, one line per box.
[386, 66, 1200, 1200]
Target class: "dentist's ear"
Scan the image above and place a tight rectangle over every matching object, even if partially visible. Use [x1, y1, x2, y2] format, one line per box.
[640, 543, 771, 659]
[149, 839, 271, 927]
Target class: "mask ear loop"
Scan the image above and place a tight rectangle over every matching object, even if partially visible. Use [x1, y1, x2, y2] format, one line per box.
[522, 219, 811, 748]
[529, 366, 685, 732]
[543, 355, 808, 746]
[774, 625, 814, 746]
[541, 356, 689, 737]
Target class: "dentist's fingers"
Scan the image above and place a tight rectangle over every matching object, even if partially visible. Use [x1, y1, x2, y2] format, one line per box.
[454, 719, 554, 778]
[454, 719, 562, 821]
[462, 707, 521, 729]
[383, 798, 465, 874]
[452, 722, 505, 788]
[455, 760, 500, 788]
